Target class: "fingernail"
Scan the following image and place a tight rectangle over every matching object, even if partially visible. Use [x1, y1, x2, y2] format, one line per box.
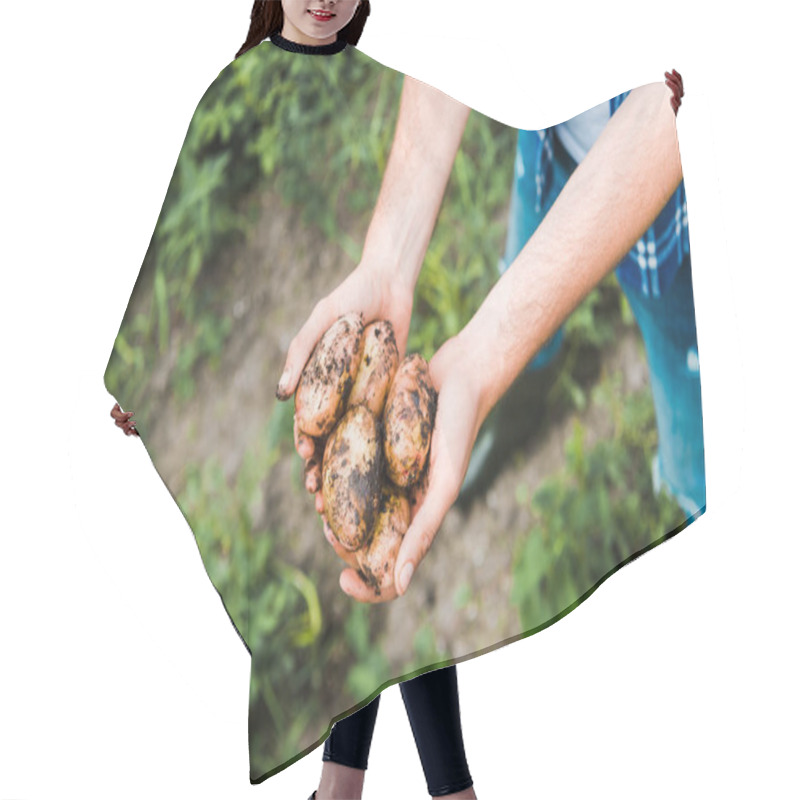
[276, 369, 290, 398]
[399, 562, 414, 594]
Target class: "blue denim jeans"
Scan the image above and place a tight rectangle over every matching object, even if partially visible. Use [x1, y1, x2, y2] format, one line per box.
[499, 130, 706, 518]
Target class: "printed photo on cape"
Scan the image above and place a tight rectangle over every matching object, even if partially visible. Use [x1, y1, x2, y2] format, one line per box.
[104, 37, 705, 782]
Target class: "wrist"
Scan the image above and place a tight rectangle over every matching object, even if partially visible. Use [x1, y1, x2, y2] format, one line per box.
[454, 280, 535, 424]
[449, 328, 496, 428]
[359, 237, 420, 298]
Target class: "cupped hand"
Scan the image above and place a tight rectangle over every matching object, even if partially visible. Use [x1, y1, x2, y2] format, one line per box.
[337, 334, 486, 602]
[336, 469, 428, 602]
[275, 262, 414, 404]
[278, 261, 415, 508]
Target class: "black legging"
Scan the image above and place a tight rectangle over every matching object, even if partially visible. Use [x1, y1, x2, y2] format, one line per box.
[323, 665, 473, 797]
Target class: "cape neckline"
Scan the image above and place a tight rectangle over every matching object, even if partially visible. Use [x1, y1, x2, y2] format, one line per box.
[269, 31, 348, 56]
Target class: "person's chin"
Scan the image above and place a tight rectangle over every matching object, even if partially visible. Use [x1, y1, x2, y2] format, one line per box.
[302, 29, 336, 43]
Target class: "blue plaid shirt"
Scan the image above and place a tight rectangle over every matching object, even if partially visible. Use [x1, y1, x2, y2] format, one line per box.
[525, 90, 690, 298]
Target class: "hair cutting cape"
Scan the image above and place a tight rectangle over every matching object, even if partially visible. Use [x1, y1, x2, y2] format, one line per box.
[104, 36, 705, 784]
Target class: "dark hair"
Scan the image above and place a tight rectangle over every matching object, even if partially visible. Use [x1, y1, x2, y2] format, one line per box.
[236, 1, 371, 59]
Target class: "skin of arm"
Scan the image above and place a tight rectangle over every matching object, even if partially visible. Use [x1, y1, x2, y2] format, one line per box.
[381, 80, 684, 601]
[362, 75, 472, 294]
[462, 81, 682, 425]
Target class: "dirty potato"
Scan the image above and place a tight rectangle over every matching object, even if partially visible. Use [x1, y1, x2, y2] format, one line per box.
[295, 312, 365, 437]
[383, 354, 437, 488]
[347, 320, 399, 417]
[322, 404, 383, 552]
[356, 483, 410, 597]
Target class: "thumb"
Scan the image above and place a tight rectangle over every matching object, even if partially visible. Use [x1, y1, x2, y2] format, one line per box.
[394, 467, 456, 597]
[276, 298, 333, 400]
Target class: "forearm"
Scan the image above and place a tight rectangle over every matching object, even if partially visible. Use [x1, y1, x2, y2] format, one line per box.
[458, 81, 682, 422]
[362, 75, 470, 292]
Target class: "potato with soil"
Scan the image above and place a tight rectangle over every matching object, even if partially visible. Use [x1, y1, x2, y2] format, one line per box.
[347, 320, 399, 417]
[382, 354, 437, 488]
[295, 312, 365, 438]
[322, 404, 383, 552]
[356, 483, 410, 597]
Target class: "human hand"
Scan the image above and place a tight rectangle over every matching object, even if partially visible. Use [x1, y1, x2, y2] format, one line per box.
[276, 262, 413, 402]
[336, 334, 485, 602]
[280, 261, 414, 508]
[111, 402, 139, 436]
[664, 69, 683, 115]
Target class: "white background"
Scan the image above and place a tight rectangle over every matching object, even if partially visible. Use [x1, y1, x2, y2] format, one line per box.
[1, 1, 797, 798]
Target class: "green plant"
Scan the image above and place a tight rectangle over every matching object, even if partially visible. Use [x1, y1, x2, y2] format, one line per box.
[344, 603, 391, 701]
[174, 399, 335, 764]
[105, 49, 403, 414]
[511, 371, 687, 632]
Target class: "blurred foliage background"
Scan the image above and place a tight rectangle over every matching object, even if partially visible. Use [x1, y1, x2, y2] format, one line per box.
[105, 43, 687, 775]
